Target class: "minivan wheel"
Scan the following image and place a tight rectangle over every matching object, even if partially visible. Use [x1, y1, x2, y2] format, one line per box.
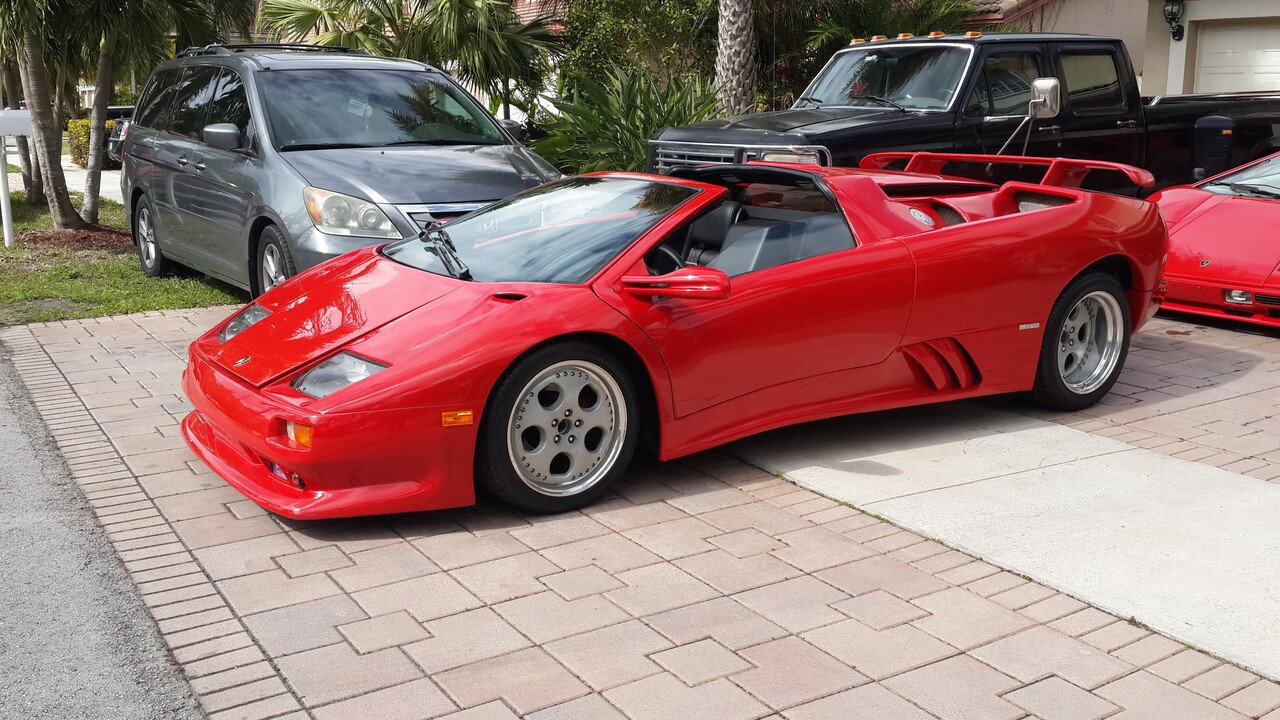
[134, 197, 172, 278]
[255, 226, 297, 297]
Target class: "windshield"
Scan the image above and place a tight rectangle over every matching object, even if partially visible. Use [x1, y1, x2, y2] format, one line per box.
[797, 45, 971, 111]
[383, 177, 699, 283]
[1203, 154, 1280, 198]
[257, 69, 505, 150]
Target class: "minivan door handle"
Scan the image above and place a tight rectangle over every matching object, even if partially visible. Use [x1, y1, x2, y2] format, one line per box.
[193, 160, 206, 171]
[176, 155, 189, 166]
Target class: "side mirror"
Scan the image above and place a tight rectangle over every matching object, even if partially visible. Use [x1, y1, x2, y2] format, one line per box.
[497, 118, 527, 142]
[1028, 78, 1061, 119]
[620, 266, 731, 301]
[203, 123, 243, 152]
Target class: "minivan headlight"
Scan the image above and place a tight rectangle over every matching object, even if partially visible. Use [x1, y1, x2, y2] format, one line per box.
[219, 304, 270, 343]
[293, 352, 388, 398]
[304, 187, 400, 238]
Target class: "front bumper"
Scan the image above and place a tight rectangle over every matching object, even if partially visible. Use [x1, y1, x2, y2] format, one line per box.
[1160, 275, 1280, 329]
[180, 345, 477, 519]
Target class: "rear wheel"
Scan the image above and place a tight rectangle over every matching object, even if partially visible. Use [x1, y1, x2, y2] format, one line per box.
[134, 197, 172, 277]
[1031, 272, 1131, 410]
[255, 225, 296, 297]
[477, 343, 639, 513]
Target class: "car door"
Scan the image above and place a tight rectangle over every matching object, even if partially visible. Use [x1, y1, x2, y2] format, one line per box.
[186, 68, 257, 285]
[125, 68, 180, 226]
[610, 192, 916, 418]
[161, 65, 226, 273]
[957, 46, 1064, 157]
[1051, 45, 1144, 192]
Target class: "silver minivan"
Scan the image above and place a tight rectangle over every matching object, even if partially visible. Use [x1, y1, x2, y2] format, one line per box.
[121, 44, 559, 295]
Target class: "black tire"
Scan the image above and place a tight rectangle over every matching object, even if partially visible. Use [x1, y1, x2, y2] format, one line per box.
[133, 196, 172, 277]
[1031, 272, 1131, 411]
[477, 342, 640, 513]
[254, 225, 297, 297]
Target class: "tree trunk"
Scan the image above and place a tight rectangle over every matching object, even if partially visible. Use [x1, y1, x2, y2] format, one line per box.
[714, 0, 756, 115]
[52, 69, 66, 156]
[19, 29, 86, 230]
[12, 56, 45, 206]
[83, 31, 116, 225]
[502, 78, 511, 120]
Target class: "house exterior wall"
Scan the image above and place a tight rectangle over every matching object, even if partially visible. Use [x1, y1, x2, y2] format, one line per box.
[1142, 0, 1280, 95]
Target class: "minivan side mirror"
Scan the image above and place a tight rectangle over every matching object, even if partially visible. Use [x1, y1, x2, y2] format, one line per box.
[1028, 78, 1061, 119]
[203, 123, 244, 152]
[497, 118, 527, 142]
[620, 266, 731, 301]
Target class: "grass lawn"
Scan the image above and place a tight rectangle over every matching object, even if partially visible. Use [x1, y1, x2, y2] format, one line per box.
[5, 163, 18, 173]
[1, 191, 245, 326]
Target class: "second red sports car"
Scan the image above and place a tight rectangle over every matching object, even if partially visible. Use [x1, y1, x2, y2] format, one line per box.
[181, 153, 1166, 518]
[1151, 151, 1280, 328]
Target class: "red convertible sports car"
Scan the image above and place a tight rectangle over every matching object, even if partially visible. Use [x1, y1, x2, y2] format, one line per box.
[181, 152, 1166, 518]
[1150, 151, 1280, 328]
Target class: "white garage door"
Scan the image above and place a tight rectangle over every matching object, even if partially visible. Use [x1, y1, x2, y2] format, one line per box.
[1194, 18, 1280, 93]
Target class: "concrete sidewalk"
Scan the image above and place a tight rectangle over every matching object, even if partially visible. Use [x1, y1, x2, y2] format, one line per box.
[3, 308, 1279, 719]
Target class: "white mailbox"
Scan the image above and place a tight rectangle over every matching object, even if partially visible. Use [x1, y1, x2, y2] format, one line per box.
[0, 109, 33, 136]
[1, 108, 34, 248]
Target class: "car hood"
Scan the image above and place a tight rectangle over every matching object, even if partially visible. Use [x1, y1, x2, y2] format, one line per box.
[659, 108, 925, 143]
[1163, 191, 1280, 286]
[207, 248, 458, 387]
[280, 144, 553, 204]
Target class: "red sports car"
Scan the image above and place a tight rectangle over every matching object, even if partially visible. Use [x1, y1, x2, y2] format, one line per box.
[181, 152, 1166, 518]
[1151, 151, 1280, 328]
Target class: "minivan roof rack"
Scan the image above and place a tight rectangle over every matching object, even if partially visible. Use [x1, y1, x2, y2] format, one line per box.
[176, 43, 371, 58]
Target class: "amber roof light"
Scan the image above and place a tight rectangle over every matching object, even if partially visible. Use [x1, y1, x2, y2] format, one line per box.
[928, 31, 946, 37]
[849, 37, 866, 44]
[871, 34, 887, 41]
[964, 31, 983, 38]
[897, 33, 914, 38]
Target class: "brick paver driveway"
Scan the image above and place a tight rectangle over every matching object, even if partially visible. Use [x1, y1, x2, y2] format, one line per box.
[3, 309, 1279, 720]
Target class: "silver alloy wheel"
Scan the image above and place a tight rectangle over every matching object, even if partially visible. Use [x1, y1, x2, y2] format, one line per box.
[261, 243, 287, 291]
[137, 206, 157, 267]
[1057, 290, 1124, 395]
[506, 360, 627, 497]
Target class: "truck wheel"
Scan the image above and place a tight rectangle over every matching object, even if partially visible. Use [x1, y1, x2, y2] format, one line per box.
[1031, 272, 1131, 410]
[477, 342, 639, 514]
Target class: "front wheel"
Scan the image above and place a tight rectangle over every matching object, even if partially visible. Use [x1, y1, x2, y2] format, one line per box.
[255, 226, 297, 297]
[477, 343, 639, 513]
[1031, 272, 1131, 410]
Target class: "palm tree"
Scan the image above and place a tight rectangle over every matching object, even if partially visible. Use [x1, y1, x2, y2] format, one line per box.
[258, 0, 559, 119]
[714, 0, 756, 115]
[81, 0, 255, 223]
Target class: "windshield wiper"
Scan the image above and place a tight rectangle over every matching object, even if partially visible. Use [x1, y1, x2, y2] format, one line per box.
[279, 142, 377, 151]
[419, 223, 472, 280]
[847, 94, 908, 112]
[1215, 181, 1280, 199]
[796, 95, 824, 108]
[383, 138, 501, 147]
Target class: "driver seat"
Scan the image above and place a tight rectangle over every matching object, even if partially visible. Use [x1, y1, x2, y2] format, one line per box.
[684, 201, 773, 266]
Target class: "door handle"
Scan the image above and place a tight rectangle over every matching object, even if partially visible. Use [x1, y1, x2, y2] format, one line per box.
[176, 155, 189, 166]
[194, 160, 206, 171]
[1035, 125, 1062, 133]
[1116, 119, 1138, 128]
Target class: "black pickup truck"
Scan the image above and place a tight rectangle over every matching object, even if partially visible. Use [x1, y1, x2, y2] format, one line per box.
[648, 33, 1280, 189]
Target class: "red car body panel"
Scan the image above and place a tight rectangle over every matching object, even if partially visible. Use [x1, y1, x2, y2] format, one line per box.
[1151, 151, 1280, 328]
[182, 154, 1166, 518]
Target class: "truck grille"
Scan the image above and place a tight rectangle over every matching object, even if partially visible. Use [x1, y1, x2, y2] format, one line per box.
[649, 142, 831, 173]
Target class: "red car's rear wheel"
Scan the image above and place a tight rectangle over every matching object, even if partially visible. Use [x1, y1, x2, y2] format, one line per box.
[1032, 272, 1131, 410]
[478, 343, 639, 513]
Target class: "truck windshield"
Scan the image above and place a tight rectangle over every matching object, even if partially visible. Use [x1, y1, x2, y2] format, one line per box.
[797, 45, 971, 111]
[383, 177, 698, 283]
[258, 69, 506, 150]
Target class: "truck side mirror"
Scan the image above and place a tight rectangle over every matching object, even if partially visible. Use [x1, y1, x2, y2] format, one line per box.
[1029, 78, 1061, 119]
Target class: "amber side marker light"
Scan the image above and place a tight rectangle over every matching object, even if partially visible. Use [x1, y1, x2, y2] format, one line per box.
[286, 421, 314, 448]
[443, 410, 474, 427]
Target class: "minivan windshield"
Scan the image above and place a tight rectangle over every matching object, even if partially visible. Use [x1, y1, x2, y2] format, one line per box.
[257, 69, 506, 150]
[796, 45, 971, 111]
[383, 177, 698, 283]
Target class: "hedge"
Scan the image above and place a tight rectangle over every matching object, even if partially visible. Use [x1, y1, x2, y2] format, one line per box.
[67, 118, 120, 170]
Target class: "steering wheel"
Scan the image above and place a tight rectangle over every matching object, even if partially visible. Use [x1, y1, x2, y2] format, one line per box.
[646, 245, 685, 276]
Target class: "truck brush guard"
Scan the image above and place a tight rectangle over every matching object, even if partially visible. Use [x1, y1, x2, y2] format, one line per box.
[860, 152, 1156, 190]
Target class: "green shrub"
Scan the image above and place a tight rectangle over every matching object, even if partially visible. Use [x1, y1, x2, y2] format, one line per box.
[532, 67, 718, 174]
[67, 118, 120, 170]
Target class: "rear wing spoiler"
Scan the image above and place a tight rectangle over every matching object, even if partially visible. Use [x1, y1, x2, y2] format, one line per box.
[859, 152, 1155, 190]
